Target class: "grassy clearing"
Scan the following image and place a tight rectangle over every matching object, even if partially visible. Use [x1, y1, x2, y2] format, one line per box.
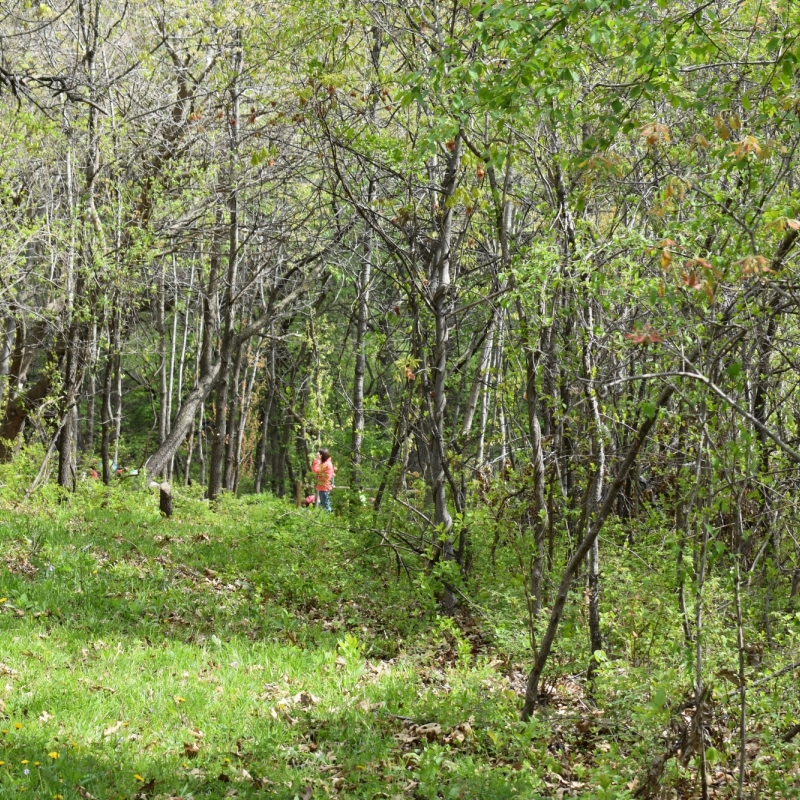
[0, 483, 799, 799]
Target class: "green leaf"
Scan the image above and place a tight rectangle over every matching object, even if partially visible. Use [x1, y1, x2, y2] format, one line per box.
[650, 687, 667, 710]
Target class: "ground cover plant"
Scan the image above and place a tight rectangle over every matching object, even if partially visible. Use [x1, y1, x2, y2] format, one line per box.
[1, 482, 799, 800]
[3, 0, 800, 797]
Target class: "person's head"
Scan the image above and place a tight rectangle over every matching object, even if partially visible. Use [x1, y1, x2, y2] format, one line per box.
[318, 448, 331, 463]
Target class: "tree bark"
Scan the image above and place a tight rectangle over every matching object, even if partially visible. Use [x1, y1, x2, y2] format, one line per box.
[427, 134, 462, 610]
[0, 316, 16, 417]
[255, 370, 275, 494]
[224, 340, 244, 489]
[84, 320, 98, 453]
[521, 383, 675, 720]
[582, 301, 606, 681]
[100, 312, 118, 484]
[351, 24, 381, 487]
[159, 481, 173, 517]
[156, 261, 168, 446]
[233, 339, 260, 493]
[208, 33, 242, 501]
[58, 283, 84, 491]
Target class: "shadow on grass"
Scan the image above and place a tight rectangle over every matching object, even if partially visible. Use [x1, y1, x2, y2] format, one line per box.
[0, 494, 549, 799]
[0, 495, 424, 658]
[1, 657, 545, 800]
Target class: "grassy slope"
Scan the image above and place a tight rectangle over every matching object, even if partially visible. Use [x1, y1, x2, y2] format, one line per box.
[0, 483, 798, 800]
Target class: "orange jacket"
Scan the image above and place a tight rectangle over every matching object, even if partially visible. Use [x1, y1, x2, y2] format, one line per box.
[311, 457, 335, 491]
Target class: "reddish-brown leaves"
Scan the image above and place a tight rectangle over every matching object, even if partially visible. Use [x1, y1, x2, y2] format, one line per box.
[625, 324, 669, 346]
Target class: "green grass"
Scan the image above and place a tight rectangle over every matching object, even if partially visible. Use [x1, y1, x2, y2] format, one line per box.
[0, 482, 799, 799]
[0, 485, 545, 800]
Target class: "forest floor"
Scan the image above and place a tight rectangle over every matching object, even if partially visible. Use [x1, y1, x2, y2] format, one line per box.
[0, 484, 798, 800]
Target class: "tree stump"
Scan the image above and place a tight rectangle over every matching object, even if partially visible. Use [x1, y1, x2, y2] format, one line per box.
[160, 481, 173, 517]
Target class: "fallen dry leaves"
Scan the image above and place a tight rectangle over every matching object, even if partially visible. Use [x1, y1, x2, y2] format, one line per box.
[183, 741, 200, 758]
[103, 720, 127, 737]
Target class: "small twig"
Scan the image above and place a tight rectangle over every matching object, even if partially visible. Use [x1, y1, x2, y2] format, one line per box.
[25, 416, 67, 497]
[446, 583, 493, 622]
[116, 536, 146, 557]
[384, 712, 417, 723]
[750, 659, 800, 688]
[391, 495, 434, 526]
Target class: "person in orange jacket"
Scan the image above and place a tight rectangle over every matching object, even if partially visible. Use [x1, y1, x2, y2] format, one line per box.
[311, 448, 336, 512]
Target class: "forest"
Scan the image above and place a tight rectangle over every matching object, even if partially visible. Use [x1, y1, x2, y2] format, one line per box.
[1, 0, 800, 797]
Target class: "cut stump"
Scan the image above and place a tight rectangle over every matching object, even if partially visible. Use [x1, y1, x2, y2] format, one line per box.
[160, 482, 173, 517]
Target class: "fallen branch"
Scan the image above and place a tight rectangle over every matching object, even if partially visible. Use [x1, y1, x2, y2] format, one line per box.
[750, 659, 800, 688]
[782, 723, 800, 743]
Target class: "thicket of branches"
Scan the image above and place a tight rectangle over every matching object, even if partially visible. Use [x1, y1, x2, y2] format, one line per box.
[3, 0, 800, 760]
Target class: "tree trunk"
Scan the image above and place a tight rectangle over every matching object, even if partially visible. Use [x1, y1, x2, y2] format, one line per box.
[351, 199, 373, 488]
[521, 383, 675, 720]
[146, 206, 222, 480]
[582, 301, 606, 680]
[84, 320, 98, 453]
[255, 389, 273, 493]
[57, 398, 79, 491]
[197, 402, 206, 489]
[148, 363, 221, 479]
[112, 341, 122, 468]
[100, 314, 117, 484]
[208, 36, 242, 501]
[0, 315, 16, 417]
[224, 340, 244, 489]
[460, 311, 496, 451]
[159, 481, 173, 517]
[156, 261, 168, 446]
[373, 395, 411, 512]
[427, 133, 462, 611]
[0, 370, 54, 461]
[166, 256, 179, 478]
[233, 339, 260, 493]
[476, 325, 493, 467]
[58, 276, 85, 491]
[184, 280, 202, 486]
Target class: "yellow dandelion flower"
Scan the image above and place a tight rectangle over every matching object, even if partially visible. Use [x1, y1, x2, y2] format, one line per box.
[174, 696, 185, 703]
[34, 761, 40, 766]
[53, 795, 64, 799]
[134, 774, 144, 782]
[14, 723, 22, 729]
[0, 598, 6, 603]
[47, 752, 59, 759]
[0, 761, 4, 766]
[21, 759, 28, 764]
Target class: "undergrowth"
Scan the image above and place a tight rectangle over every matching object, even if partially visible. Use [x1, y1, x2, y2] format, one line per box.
[0, 480, 798, 799]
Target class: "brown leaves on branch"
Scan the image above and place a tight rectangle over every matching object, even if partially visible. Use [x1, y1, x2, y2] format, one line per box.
[625, 324, 670, 346]
[639, 122, 670, 146]
[729, 135, 762, 159]
[681, 257, 718, 301]
[736, 255, 773, 278]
